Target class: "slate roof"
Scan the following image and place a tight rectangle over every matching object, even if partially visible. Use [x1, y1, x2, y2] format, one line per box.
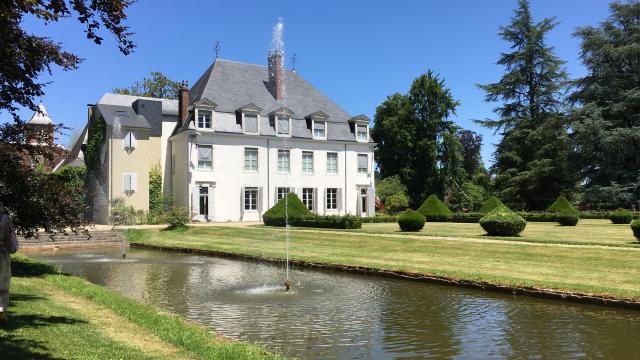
[187, 59, 369, 142]
[28, 104, 54, 125]
[96, 93, 178, 136]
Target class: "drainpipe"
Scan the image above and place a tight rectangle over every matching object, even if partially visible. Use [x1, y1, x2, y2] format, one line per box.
[344, 143, 347, 215]
[267, 138, 271, 210]
[109, 126, 113, 224]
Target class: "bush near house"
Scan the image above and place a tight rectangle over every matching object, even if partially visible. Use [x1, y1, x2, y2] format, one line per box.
[398, 209, 426, 232]
[546, 195, 579, 216]
[148, 164, 163, 224]
[631, 220, 640, 241]
[558, 213, 580, 226]
[111, 198, 147, 225]
[262, 193, 312, 226]
[479, 195, 505, 214]
[417, 195, 453, 222]
[610, 208, 634, 224]
[163, 207, 191, 229]
[479, 206, 527, 236]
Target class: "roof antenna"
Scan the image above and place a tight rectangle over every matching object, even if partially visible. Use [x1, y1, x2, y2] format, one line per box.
[291, 53, 296, 72]
[214, 41, 221, 59]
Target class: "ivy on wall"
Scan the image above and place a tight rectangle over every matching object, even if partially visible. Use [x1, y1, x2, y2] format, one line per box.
[148, 164, 163, 224]
[85, 115, 106, 176]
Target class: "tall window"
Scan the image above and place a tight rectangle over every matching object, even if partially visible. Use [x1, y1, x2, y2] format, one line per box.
[357, 154, 368, 174]
[277, 187, 290, 201]
[123, 131, 136, 150]
[276, 116, 290, 136]
[197, 144, 213, 170]
[326, 152, 338, 174]
[302, 151, 314, 174]
[244, 113, 259, 134]
[122, 173, 137, 193]
[326, 188, 338, 210]
[277, 149, 290, 173]
[302, 188, 314, 211]
[197, 110, 212, 129]
[313, 120, 326, 139]
[244, 148, 258, 172]
[244, 187, 258, 211]
[199, 186, 209, 216]
[356, 123, 368, 142]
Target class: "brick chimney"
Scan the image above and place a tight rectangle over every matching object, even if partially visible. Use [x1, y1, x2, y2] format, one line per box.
[178, 80, 189, 128]
[268, 51, 284, 102]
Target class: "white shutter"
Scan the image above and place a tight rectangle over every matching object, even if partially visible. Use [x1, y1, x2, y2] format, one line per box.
[258, 187, 264, 215]
[123, 133, 130, 149]
[274, 188, 279, 204]
[323, 188, 327, 215]
[130, 173, 137, 192]
[313, 187, 318, 213]
[122, 173, 128, 192]
[240, 186, 246, 220]
[191, 186, 199, 217]
[207, 185, 215, 220]
[367, 187, 375, 217]
[337, 188, 343, 213]
[130, 131, 137, 149]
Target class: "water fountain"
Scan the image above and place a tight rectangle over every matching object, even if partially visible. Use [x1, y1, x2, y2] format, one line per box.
[111, 115, 128, 259]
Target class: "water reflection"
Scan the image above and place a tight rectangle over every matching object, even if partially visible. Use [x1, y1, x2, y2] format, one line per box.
[33, 248, 640, 359]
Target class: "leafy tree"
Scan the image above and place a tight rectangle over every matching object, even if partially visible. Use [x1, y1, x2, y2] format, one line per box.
[477, 0, 577, 210]
[570, 1, 640, 209]
[448, 181, 487, 212]
[376, 175, 409, 213]
[456, 129, 485, 178]
[113, 72, 180, 99]
[373, 71, 463, 206]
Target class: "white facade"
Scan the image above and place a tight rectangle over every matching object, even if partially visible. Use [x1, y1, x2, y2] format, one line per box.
[170, 124, 375, 222]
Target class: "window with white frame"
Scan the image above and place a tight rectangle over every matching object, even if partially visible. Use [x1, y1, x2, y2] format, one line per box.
[326, 152, 338, 174]
[277, 149, 290, 173]
[276, 116, 290, 136]
[356, 123, 368, 142]
[313, 120, 326, 140]
[243, 113, 259, 134]
[302, 151, 314, 174]
[197, 109, 212, 129]
[197, 144, 213, 170]
[357, 154, 368, 174]
[302, 188, 314, 211]
[277, 187, 290, 201]
[122, 173, 137, 193]
[244, 147, 258, 172]
[326, 188, 338, 210]
[244, 187, 258, 211]
[123, 131, 136, 150]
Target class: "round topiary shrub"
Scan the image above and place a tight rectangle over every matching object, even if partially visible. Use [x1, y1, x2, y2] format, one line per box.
[557, 213, 579, 226]
[479, 207, 527, 236]
[610, 208, 633, 224]
[398, 209, 426, 232]
[631, 220, 640, 241]
[417, 195, 453, 222]
[479, 195, 504, 214]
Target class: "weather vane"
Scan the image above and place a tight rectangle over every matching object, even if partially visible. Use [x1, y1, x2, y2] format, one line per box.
[291, 53, 296, 72]
[214, 41, 221, 59]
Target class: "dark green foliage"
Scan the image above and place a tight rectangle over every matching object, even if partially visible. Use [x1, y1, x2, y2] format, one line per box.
[376, 176, 409, 213]
[262, 193, 312, 226]
[398, 209, 426, 232]
[113, 72, 180, 99]
[631, 220, 640, 241]
[557, 213, 579, 226]
[447, 181, 487, 212]
[457, 129, 485, 178]
[479, 207, 527, 236]
[479, 196, 505, 214]
[111, 198, 147, 225]
[85, 116, 106, 175]
[292, 215, 362, 230]
[610, 208, 633, 225]
[361, 215, 398, 223]
[520, 212, 559, 222]
[451, 212, 483, 223]
[52, 165, 87, 207]
[148, 164, 163, 224]
[373, 71, 464, 206]
[546, 196, 579, 216]
[571, 2, 640, 209]
[163, 207, 191, 230]
[477, 0, 577, 210]
[417, 195, 453, 221]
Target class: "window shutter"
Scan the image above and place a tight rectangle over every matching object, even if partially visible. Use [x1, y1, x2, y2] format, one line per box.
[367, 187, 374, 217]
[258, 187, 264, 215]
[358, 154, 368, 170]
[191, 186, 199, 217]
[122, 173, 128, 192]
[130, 132, 137, 149]
[240, 187, 246, 219]
[208, 186, 215, 220]
[337, 188, 343, 212]
[323, 188, 327, 214]
[313, 187, 318, 213]
[123, 133, 130, 149]
[130, 173, 137, 192]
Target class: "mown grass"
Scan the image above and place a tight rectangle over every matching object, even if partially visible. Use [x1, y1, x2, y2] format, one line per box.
[1, 255, 286, 360]
[128, 224, 640, 300]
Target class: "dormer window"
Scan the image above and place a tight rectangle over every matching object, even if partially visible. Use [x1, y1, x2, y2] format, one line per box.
[276, 116, 291, 136]
[356, 123, 369, 142]
[243, 113, 259, 134]
[197, 109, 212, 129]
[123, 131, 137, 150]
[313, 120, 326, 140]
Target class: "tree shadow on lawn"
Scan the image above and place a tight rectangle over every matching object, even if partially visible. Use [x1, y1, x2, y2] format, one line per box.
[0, 334, 65, 360]
[11, 256, 61, 278]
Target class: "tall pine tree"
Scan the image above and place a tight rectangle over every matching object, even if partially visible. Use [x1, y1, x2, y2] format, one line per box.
[478, 0, 576, 210]
[570, 1, 640, 209]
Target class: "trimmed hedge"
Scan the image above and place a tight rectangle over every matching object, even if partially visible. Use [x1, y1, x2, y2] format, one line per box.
[479, 195, 504, 214]
[398, 209, 426, 232]
[557, 213, 580, 226]
[292, 215, 361, 229]
[610, 208, 633, 224]
[451, 212, 483, 223]
[520, 212, 560, 222]
[262, 193, 311, 226]
[546, 196, 579, 216]
[361, 215, 398, 223]
[479, 206, 527, 236]
[631, 220, 640, 241]
[417, 195, 453, 222]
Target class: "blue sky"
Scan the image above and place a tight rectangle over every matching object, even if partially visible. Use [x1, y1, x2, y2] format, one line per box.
[8, 0, 612, 165]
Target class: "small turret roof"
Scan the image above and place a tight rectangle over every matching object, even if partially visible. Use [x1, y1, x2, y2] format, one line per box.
[28, 104, 54, 125]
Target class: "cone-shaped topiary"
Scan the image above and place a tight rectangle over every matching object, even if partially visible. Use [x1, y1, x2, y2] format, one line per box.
[479, 195, 505, 214]
[398, 209, 426, 231]
[631, 220, 640, 242]
[417, 195, 453, 222]
[610, 208, 633, 224]
[546, 195, 579, 216]
[263, 193, 311, 226]
[557, 213, 579, 226]
[479, 206, 527, 236]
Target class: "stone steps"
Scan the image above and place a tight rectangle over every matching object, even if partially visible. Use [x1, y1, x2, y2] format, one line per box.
[18, 229, 126, 247]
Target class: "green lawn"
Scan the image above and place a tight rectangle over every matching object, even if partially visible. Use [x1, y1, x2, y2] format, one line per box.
[0, 255, 285, 360]
[128, 223, 640, 300]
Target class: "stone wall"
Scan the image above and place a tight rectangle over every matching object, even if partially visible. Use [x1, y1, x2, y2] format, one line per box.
[18, 229, 125, 248]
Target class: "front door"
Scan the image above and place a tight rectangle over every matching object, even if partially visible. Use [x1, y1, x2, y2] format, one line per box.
[359, 188, 368, 217]
[199, 186, 209, 220]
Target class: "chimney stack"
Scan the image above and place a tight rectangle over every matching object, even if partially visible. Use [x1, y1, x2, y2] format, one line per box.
[268, 51, 284, 102]
[178, 80, 189, 128]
